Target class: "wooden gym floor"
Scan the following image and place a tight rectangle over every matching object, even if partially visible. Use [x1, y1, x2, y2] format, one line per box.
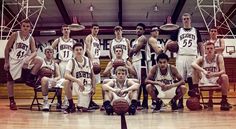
[0, 98, 236, 129]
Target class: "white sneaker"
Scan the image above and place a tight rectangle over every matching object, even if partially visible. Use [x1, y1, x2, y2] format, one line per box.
[42, 101, 50, 111]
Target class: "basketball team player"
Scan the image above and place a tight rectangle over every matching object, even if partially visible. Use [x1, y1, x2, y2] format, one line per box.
[102, 66, 140, 115]
[146, 26, 163, 72]
[40, 46, 63, 111]
[206, 27, 225, 54]
[103, 47, 137, 78]
[84, 24, 101, 109]
[166, 13, 204, 109]
[130, 23, 148, 109]
[110, 26, 130, 61]
[63, 43, 96, 113]
[146, 53, 186, 111]
[191, 42, 230, 111]
[4, 19, 43, 110]
[51, 24, 76, 108]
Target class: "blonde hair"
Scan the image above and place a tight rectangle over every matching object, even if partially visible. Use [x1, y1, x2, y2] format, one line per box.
[115, 66, 128, 75]
[182, 13, 191, 18]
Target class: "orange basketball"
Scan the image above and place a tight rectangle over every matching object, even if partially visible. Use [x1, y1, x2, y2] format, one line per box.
[167, 41, 179, 53]
[113, 98, 129, 115]
[93, 63, 101, 74]
[39, 67, 53, 78]
[186, 97, 201, 111]
[113, 59, 125, 68]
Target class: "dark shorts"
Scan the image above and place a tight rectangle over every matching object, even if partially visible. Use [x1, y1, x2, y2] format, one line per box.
[6, 69, 31, 82]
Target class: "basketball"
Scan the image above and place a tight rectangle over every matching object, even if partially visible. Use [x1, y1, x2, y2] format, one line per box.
[38, 67, 53, 78]
[113, 98, 129, 115]
[113, 59, 125, 68]
[186, 97, 201, 111]
[166, 41, 179, 53]
[93, 63, 101, 74]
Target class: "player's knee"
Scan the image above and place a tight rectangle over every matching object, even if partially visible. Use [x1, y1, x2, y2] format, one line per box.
[146, 84, 153, 91]
[221, 74, 228, 80]
[41, 77, 49, 85]
[180, 85, 187, 94]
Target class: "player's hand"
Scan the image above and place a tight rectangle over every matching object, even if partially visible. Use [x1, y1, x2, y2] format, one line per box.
[90, 88, 96, 96]
[162, 84, 173, 91]
[4, 62, 10, 71]
[120, 89, 128, 95]
[157, 81, 165, 87]
[113, 89, 121, 95]
[76, 80, 84, 91]
[203, 70, 208, 75]
[206, 72, 214, 78]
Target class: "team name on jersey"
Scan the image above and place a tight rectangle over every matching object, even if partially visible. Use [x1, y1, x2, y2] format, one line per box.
[204, 67, 217, 72]
[60, 44, 72, 50]
[179, 33, 196, 41]
[16, 42, 28, 51]
[113, 44, 127, 51]
[76, 71, 91, 78]
[157, 79, 173, 85]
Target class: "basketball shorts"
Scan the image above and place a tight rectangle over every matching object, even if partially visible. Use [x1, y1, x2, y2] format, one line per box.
[176, 55, 197, 80]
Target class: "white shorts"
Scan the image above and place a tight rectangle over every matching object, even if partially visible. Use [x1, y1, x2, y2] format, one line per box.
[72, 82, 92, 108]
[59, 61, 68, 78]
[176, 55, 197, 80]
[111, 92, 131, 106]
[9, 56, 34, 80]
[47, 78, 65, 88]
[154, 85, 177, 99]
[199, 73, 219, 86]
[132, 60, 147, 80]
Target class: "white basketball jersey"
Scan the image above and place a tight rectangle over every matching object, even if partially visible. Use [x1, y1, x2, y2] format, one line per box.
[110, 38, 128, 61]
[155, 64, 174, 85]
[72, 56, 92, 86]
[200, 55, 219, 84]
[146, 37, 162, 61]
[132, 36, 144, 62]
[91, 36, 100, 59]
[41, 59, 55, 71]
[9, 31, 31, 60]
[178, 27, 198, 56]
[58, 37, 74, 61]
[113, 79, 128, 97]
[208, 39, 220, 48]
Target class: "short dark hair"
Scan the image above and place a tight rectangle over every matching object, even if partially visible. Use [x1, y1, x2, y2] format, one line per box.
[156, 53, 169, 62]
[61, 24, 69, 29]
[136, 23, 146, 30]
[73, 42, 84, 50]
[92, 24, 99, 28]
[21, 19, 31, 24]
[205, 41, 215, 47]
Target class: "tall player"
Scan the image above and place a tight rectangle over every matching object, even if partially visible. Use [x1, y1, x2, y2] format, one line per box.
[206, 27, 225, 54]
[146, 26, 163, 72]
[4, 19, 43, 110]
[191, 42, 230, 110]
[110, 26, 130, 61]
[52, 24, 75, 108]
[130, 23, 148, 109]
[166, 13, 204, 109]
[146, 53, 186, 111]
[85, 24, 100, 109]
[63, 43, 95, 113]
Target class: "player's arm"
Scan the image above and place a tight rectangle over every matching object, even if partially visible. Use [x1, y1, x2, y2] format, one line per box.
[149, 37, 163, 54]
[145, 65, 162, 85]
[213, 54, 225, 77]
[125, 79, 140, 92]
[102, 62, 113, 77]
[164, 30, 178, 52]
[28, 37, 37, 60]
[85, 35, 93, 60]
[54, 63, 61, 81]
[4, 32, 17, 67]
[191, 56, 206, 74]
[126, 61, 137, 77]
[196, 29, 204, 56]
[131, 35, 147, 53]
[64, 60, 82, 84]
[215, 39, 225, 53]
[125, 38, 131, 55]
[170, 65, 185, 87]
[51, 38, 59, 50]
[102, 80, 116, 92]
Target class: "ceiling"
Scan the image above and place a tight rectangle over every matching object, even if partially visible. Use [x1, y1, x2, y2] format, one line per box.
[1, 0, 236, 36]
